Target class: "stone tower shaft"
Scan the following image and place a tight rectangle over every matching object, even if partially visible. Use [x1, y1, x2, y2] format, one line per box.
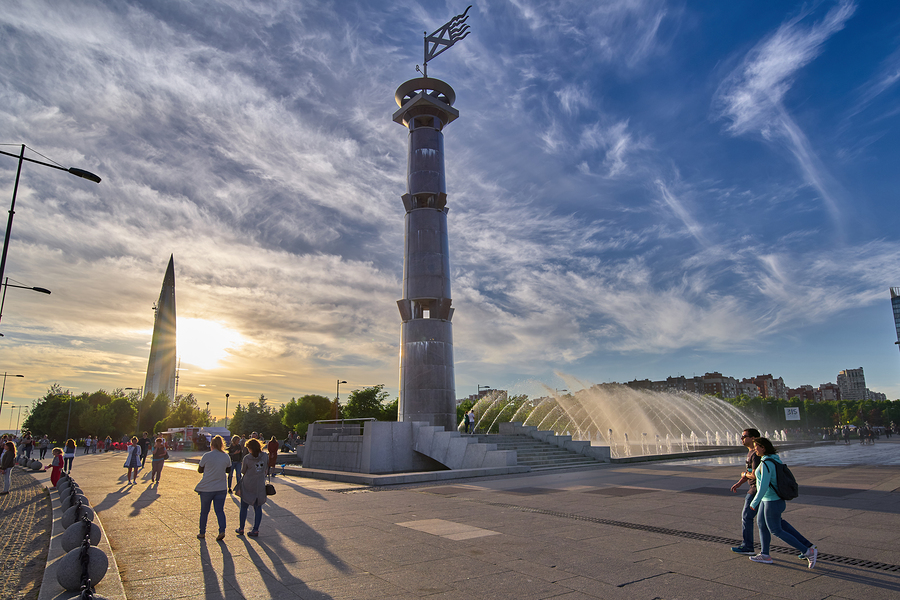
[393, 78, 459, 431]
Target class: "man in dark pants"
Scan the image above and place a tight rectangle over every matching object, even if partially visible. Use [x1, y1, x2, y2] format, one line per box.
[730, 428, 762, 555]
[138, 432, 152, 469]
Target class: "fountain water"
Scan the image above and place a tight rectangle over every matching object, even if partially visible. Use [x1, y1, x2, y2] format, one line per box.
[469, 383, 757, 456]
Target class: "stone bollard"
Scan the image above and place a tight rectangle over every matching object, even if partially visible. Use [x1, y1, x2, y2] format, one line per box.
[57, 479, 72, 493]
[30, 460, 43, 471]
[61, 493, 89, 513]
[56, 544, 108, 590]
[61, 519, 102, 552]
[62, 503, 95, 529]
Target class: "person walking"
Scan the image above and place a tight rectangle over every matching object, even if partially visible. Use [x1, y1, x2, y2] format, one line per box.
[124, 436, 141, 484]
[138, 432, 151, 469]
[467, 410, 476, 434]
[729, 428, 762, 555]
[38, 435, 50, 460]
[227, 436, 243, 493]
[0, 441, 15, 495]
[49, 447, 64, 487]
[83, 435, 92, 455]
[235, 438, 268, 537]
[267, 436, 279, 477]
[63, 439, 76, 473]
[21, 432, 34, 459]
[105, 435, 112, 452]
[747, 437, 818, 567]
[195, 435, 230, 541]
[150, 438, 168, 483]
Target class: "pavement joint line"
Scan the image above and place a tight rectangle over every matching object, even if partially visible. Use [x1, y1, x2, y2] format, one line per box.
[445, 497, 900, 573]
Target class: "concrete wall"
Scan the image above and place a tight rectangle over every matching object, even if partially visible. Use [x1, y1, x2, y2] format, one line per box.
[303, 420, 522, 473]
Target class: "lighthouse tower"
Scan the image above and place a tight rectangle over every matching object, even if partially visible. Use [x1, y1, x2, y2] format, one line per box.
[393, 77, 460, 431]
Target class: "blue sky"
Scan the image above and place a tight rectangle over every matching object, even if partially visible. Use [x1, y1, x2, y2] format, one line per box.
[2, 0, 900, 420]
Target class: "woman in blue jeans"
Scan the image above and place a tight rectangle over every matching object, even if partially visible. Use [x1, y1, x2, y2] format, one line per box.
[235, 438, 268, 537]
[748, 437, 818, 567]
[195, 435, 232, 541]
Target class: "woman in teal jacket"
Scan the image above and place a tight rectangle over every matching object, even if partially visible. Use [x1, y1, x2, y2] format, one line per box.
[748, 437, 817, 567]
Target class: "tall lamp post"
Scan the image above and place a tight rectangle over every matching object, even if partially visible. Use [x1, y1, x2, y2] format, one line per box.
[14, 404, 25, 436]
[334, 380, 347, 419]
[0, 372, 24, 425]
[0, 278, 51, 330]
[224, 393, 229, 428]
[1, 144, 101, 289]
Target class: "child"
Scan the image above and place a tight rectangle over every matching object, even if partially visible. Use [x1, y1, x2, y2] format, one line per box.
[49, 448, 64, 487]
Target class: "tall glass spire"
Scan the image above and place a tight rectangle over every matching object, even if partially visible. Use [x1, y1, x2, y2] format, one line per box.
[144, 255, 177, 401]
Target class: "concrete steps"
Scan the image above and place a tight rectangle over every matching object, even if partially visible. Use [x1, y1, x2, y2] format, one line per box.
[473, 433, 606, 471]
[412, 424, 518, 470]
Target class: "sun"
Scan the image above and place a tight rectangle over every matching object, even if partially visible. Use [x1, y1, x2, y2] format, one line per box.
[177, 317, 245, 371]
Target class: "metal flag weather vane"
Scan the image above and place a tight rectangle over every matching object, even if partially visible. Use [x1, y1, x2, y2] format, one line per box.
[417, 5, 472, 77]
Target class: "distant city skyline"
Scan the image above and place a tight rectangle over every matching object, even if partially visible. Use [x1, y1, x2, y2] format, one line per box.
[2, 2, 900, 419]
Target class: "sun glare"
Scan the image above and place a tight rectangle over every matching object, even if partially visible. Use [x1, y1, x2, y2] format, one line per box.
[177, 318, 245, 371]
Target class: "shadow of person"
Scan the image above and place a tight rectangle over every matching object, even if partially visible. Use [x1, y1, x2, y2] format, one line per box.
[128, 481, 161, 517]
[236, 531, 336, 600]
[198, 537, 229, 600]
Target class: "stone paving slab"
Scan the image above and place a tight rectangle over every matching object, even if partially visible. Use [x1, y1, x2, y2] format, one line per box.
[0, 467, 52, 600]
[11, 449, 900, 599]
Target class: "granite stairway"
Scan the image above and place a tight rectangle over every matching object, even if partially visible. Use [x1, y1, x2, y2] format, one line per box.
[473, 433, 606, 471]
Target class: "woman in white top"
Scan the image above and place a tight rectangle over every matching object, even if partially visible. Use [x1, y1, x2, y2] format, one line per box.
[195, 435, 232, 541]
[123, 436, 141, 484]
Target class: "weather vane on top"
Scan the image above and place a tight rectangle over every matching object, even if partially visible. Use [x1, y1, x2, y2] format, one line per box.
[416, 6, 472, 78]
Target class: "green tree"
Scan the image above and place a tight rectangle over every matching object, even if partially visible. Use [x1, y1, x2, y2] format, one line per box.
[96, 397, 136, 439]
[142, 394, 170, 435]
[282, 394, 332, 434]
[342, 385, 392, 420]
[158, 393, 209, 430]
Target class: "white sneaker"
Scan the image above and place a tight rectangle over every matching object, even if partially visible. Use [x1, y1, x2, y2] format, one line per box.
[749, 554, 773, 564]
[805, 546, 818, 569]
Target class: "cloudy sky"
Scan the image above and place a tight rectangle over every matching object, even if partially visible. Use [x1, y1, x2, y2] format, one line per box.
[2, 0, 900, 421]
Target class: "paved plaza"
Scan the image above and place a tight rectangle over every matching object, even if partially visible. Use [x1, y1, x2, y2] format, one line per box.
[7, 441, 900, 599]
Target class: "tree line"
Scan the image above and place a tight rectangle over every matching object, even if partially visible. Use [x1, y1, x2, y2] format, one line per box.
[21, 383, 399, 442]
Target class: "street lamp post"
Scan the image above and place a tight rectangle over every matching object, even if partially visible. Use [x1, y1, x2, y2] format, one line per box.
[334, 379, 347, 419]
[14, 404, 24, 436]
[224, 393, 230, 428]
[0, 144, 101, 290]
[64, 392, 74, 441]
[0, 372, 24, 424]
[0, 278, 51, 330]
[477, 384, 491, 396]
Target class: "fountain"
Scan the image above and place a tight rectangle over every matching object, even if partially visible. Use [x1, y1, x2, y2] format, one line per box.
[469, 383, 757, 457]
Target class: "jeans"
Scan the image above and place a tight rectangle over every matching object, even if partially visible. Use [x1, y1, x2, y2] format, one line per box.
[758, 499, 813, 555]
[64, 456, 73, 472]
[198, 490, 227, 535]
[24, 446, 32, 459]
[239, 501, 263, 532]
[229, 461, 242, 489]
[740, 492, 755, 548]
[2, 468, 10, 492]
[39, 448, 48, 460]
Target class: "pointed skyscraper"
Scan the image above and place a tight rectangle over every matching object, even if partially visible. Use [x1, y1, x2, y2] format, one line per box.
[144, 255, 177, 401]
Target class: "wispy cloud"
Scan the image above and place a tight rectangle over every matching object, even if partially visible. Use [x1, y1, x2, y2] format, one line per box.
[714, 0, 856, 229]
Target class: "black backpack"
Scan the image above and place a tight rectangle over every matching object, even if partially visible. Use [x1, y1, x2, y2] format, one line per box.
[765, 458, 799, 501]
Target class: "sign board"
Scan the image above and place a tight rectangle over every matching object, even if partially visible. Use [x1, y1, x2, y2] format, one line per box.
[784, 407, 800, 421]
